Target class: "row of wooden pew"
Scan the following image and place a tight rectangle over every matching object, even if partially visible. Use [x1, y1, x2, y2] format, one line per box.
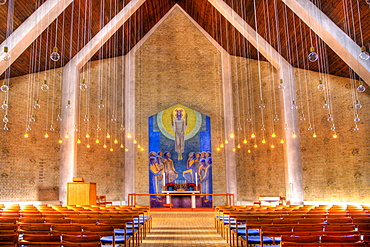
[0, 204, 152, 246]
[215, 204, 370, 247]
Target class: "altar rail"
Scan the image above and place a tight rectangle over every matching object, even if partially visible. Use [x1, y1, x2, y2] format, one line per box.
[128, 193, 234, 208]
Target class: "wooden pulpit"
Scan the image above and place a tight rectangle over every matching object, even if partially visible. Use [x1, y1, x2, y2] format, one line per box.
[67, 182, 96, 205]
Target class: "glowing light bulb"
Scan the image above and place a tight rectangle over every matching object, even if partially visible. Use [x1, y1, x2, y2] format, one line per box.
[270, 144, 275, 149]
[354, 100, 362, 109]
[44, 133, 49, 138]
[50, 47, 60, 62]
[110, 148, 114, 152]
[24, 133, 29, 138]
[292, 132, 297, 138]
[65, 133, 70, 139]
[273, 114, 279, 122]
[33, 100, 40, 109]
[84, 115, 89, 122]
[291, 101, 298, 110]
[317, 80, 325, 91]
[106, 133, 111, 139]
[307, 124, 313, 131]
[224, 139, 228, 144]
[300, 114, 306, 121]
[1, 100, 8, 109]
[271, 133, 276, 138]
[86, 144, 91, 148]
[0, 46, 10, 61]
[103, 144, 107, 148]
[2, 115, 8, 123]
[327, 114, 334, 122]
[79, 79, 87, 90]
[229, 133, 235, 138]
[133, 139, 137, 144]
[247, 149, 251, 153]
[95, 139, 100, 144]
[65, 100, 72, 109]
[125, 148, 129, 152]
[135, 144, 140, 149]
[41, 80, 49, 91]
[217, 147, 221, 152]
[259, 100, 266, 109]
[243, 139, 247, 144]
[77, 139, 81, 144]
[313, 133, 317, 138]
[254, 144, 258, 148]
[308, 46, 318, 62]
[354, 114, 360, 122]
[1, 81, 9, 93]
[127, 133, 132, 138]
[261, 139, 266, 144]
[98, 100, 105, 109]
[232, 148, 236, 152]
[110, 114, 117, 121]
[353, 125, 359, 131]
[237, 144, 241, 149]
[333, 133, 338, 139]
[251, 133, 256, 138]
[120, 144, 124, 148]
[58, 139, 62, 144]
[220, 144, 224, 148]
[86, 133, 90, 138]
[50, 125, 55, 131]
[359, 46, 370, 61]
[357, 84, 366, 93]
[114, 139, 118, 144]
[280, 139, 285, 144]
[278, 79, 286, 90]
[140, 148, 144, 151]
[96, 125, 101, 131]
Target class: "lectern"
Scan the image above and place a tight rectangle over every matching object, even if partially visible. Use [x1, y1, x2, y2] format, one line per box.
[67, 182, 96, 205]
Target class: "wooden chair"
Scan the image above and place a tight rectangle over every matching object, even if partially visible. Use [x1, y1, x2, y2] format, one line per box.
[258, 226, 293, 247]
[96, 196, 113, 207]
[51, 225, 83, 235]
[321, 235, 365, 246]
[82, 225, 128, 246]
[18, 224, 52, 235]
[323, 225, 359, 236]
[0, 234, 18, 246]
[61, 234, 101, 247]
[0, 225, 17, 234]
[98, 218, 135, 247]
[18, 234, 62, 246]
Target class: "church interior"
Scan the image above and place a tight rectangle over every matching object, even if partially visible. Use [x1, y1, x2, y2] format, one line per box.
[1, 0, 370, 245]
[0, 0, 370, 222]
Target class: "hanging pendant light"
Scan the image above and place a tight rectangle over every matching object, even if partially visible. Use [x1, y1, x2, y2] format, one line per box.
[1, 81, 9, 93]
[300, 114, 306, 121]
[65, 100, 72, 109]
[353, 125, 359, 131]
[278, 79, 286, 90]
[3, 124, 9, 131]
[41, 80, 49, 91]
[2, 115, 8, 123]
[56, 113, 62, 121]
[246, 114, 252, 122]
[354, 114, 361, 122]
[291, 101, 298, 110]
[98, 99, 105, 109]
[354, 100, 362, 109]
[29, 114, 36, 122]
[323, 100, 330, 110]
[307, 124, 313, 131]
[33, 100, 40, 109]
[357, 82, 366, 93]
[50, 47, 60, 62]
[359, 46, 370, 61]
[84, 115, 89, 121]
[110, 114, 117, 121]
[80, 79, 87, 91]
[308, 47, 318, 62]
[327, 114, 334, 122]
[50, 125, 55, 131]
[317, 80, 325, 91]
[259, 100, 266, 109]
[1, 100, 8, 110]
[0, 46, 10, 61]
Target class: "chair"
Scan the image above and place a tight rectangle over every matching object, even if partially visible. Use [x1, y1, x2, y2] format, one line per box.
[18, 234, 62, 246]
[258, 226, 293, 247]
[0, 234, 18, 246]
[18, 224, 52, 235]
[324, 225, 359, 236]
[96, 196, 113, 207]
[61, 234, 101, 247]
[98, 218, 135, 247]
[83, 225, 131, 246]
[281, 235, 321, 246]
[321, 235, 365, 246]
[0, 225, 17, 234]
[51, 225, 83, 235]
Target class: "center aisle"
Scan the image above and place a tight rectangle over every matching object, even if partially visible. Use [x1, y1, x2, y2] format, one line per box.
[140, 211, 229, 247]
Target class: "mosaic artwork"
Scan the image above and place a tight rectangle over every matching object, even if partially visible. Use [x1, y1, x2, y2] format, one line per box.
[148, 104, 212, 208]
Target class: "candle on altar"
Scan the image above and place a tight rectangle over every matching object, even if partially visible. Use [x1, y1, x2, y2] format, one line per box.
[195, 173, 198, 187]
[163, 172, 166, 186]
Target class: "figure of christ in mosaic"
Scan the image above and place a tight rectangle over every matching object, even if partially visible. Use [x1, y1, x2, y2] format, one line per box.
[163, 152, 178, 183]
[172, 109, 187, 160]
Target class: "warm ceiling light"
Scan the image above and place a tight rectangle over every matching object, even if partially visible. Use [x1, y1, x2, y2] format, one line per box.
[247, 149, 251, 153]
[140, 148, 144, 151]
[229, 133, 235, 138]
[110, 148, 114, 152]
[313, 133, 317, 138]
[58, 139, 62, 144]
[251, 133, 256, 138]
[24, 133, 29, 138]
[120, 144, 124, 148]
[271, 133, 276, 138]
[106, 133, 111, 138]
[86, 144, 90, 148]
[44, 133, 49, 138]
[243, 139, 247, 144]
[133, 139, 137, 144]
[232, 148, 236, 152]
[65, 133, 70, 139]
[292, 132, 297, 138]
[333, 133, 338, 139]
[95, 139, 100, 144]
[125, 148, 129, 152]
[224, 139, 229, 144]
[103, 144, 107, 148]
[261, 139, 266, 144]
[280, 139, 284, 144]
[77, 139, 81, 144]
[220, 144, 224, 148]
[127, 133, 132, 139]
[237, 144, 241, 149]
[86, 133, 90, 138]
[216, 147, 221, 152]
[270, 144, 275, 149]
[254, 144, 258, 148]
[114, 139, 118, 144]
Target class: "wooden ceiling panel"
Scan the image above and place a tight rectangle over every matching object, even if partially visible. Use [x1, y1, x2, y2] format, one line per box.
[0, 0, 368, 81]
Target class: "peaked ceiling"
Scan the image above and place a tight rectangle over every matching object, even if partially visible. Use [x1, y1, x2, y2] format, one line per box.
[0, 0, 369, 80]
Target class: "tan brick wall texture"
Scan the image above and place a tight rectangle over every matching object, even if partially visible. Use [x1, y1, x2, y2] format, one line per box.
[0, 7, 369, 204]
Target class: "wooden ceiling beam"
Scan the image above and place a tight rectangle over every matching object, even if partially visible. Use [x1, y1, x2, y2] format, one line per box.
[0, 0, 73, 75]
[282, 0, 370, 84]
